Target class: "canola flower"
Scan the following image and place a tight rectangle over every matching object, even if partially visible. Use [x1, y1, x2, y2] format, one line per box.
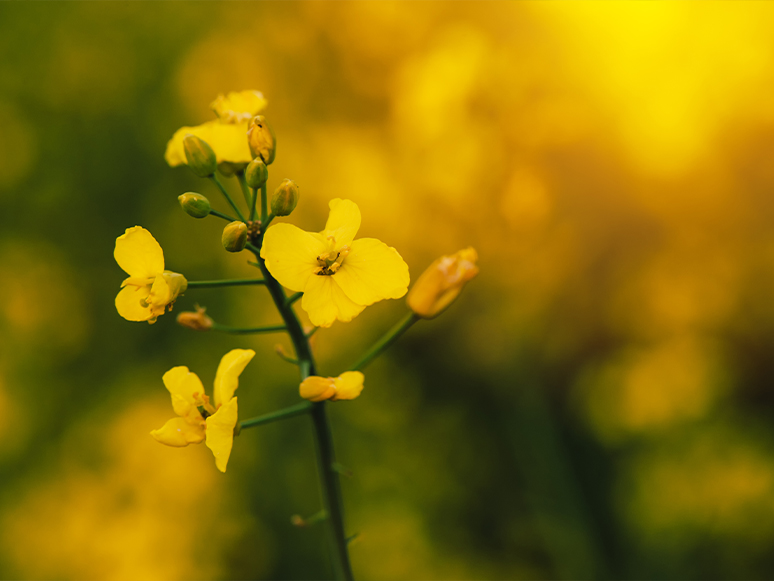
[151, 349, 255, 472]
[300, 372, 365, 402]
[261, 198, 410, 327]
[164, 90, 267, 171]
[114, 226, 187, 324]
[407, 247, 479, 318]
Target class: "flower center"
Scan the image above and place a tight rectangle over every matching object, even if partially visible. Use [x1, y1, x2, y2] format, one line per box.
[314, 246, 350, 276]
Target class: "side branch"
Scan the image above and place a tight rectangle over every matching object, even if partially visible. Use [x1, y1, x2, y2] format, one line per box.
[238, 401, 312, 432]
[187, 278, 266, 289]
[212, 323, 287, 335]
[350, 312, 419, 371]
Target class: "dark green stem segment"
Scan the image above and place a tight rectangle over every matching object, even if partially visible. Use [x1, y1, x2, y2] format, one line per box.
[236, 170, 252, 208]
[250, 186, 259, 222]
[261, 183, 268, 224]
[210, 174, 246, 222]
[350, 312, 420, 371]
[246, 240, 354, 581]
[263, 212, 276, 230]
[209, 209, 237, 222]
[187, 278, 266, 289]
[239, 401, 312, 431]
[285, 291, 303, 307]
[211, 323, 287, 335]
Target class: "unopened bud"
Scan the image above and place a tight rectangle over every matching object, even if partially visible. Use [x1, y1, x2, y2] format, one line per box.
[271, 179, 299, 217]
[245, 159, 268, 189]
[217, 161, 248, 177]
[222, 221, 248, 252]
[183, 134, 217, 177]
[178, 192, 211, 218]
[247, 115, 276, 165]
[407, 247, 479, 319]
[176, 305, 214, 331]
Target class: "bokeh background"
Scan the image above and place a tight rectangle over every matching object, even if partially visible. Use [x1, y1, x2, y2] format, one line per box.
[2, 2, 774, 579]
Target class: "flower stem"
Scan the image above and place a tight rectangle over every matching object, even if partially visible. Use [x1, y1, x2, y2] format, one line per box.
[285, 291, 303, 307]
[211, 323, 287, 335]
[238, 401, 312, 431]
[210, 174, 246, 222]
[261, 182, 268, 224]
[250, 187, 259, 222]
[247, 241, 354, 581]
[187, 278, 266, 288]
[236, 170, 252, 208]
[350, 312, 419, 371]
[209, 209, 237, 222]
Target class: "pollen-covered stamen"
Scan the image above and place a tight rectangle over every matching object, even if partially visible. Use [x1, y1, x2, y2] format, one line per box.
[192, 392, 217, 417]
[315, 246, 350, 276]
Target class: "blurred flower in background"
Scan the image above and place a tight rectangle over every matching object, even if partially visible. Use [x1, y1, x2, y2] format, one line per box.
[2, 1, 774, 579]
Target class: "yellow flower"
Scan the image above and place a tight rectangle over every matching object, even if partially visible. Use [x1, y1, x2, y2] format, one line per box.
[164, 90, 267, 169]
[300, 371, 365, 402]
[407, 247, 479, 318]
[114, 226, 188, 324]
[150, 349, 255, 472]
[261, 199, 410, 327]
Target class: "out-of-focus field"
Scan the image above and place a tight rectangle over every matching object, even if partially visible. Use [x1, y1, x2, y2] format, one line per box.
[2, 2, 774, 579]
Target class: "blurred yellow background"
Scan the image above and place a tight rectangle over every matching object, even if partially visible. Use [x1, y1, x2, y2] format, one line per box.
[2, 2, 774, 579]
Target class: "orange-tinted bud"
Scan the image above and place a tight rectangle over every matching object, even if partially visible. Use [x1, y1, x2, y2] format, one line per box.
[407, 248, 479, 319]
[176, 305, 214, 331]
[247, 115, 276, 164]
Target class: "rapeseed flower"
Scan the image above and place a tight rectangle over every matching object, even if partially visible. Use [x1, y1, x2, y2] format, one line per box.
[114, 226, 187, 324]
[261, 199, 410, 327]
[151, 349, 255, 472]
[300, 372, 365, 402]
[164, 90, 267, 171]
[407, 247, 479, 318]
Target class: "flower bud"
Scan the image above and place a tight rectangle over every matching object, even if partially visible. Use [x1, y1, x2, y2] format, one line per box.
[407, 247, 479, 319]
[178, 192, 211, 218]
[183, 134, 217, 177]
[245, 159, 268, 189]
[247, 115, 276, 165]
[222, 221, 248, 252]
[271, 179, 299, 217]
[176, 305, 213, 331]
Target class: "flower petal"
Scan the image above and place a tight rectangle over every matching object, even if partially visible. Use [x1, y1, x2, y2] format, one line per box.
[261, 223, 328, 292]
[334, 238, 410, 306]
[164, 120, 252, 167]
[300, 376, 336, 402]
[211, 90, 267, 123]
[150, 416, 206, 447]
[162, 366, 206, 416]
[114, 226, 164, 278]
[322, 199, 361, 248]
[301, 275, 366, 327]
[115, 285, 153, 322]
[213, 349, 255, 408]
[331, 371, 364, 401]
[205, 397, 238, 472]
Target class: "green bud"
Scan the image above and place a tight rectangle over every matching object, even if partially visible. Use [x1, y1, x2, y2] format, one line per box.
[183, 134, 217, 177]
[178, 192, 211, 219]
[245, 159, 268, 189]
[271, 179, 299, 217]
[222, 221, 248, 253]
[247, 115, 276, 165]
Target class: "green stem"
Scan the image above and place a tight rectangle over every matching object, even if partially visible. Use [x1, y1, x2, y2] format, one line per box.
[210, 174, 246, 222]
[247, 241, 354, 581]
[209, 209, 237, 222]
[261, 182, 268, 224]
[211, 323, 287, 335]
[285, 291, 303, 307]
[264, 212, 275, 230]
[187, 278, 265, 289]
[250, 187, 259, 222]
[350, 312, 419, 371]
[236, 170, 252, 208]
[238, 401, 312, 431]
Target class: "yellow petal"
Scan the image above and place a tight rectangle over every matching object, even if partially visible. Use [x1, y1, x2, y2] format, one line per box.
[164, 120, 252, 167]
[301, 274, 366, 328]
[300, 376, 336, 402]
[211, 90, 267, 123]
[261, 223, 328, 292]
[147, 273, 171, 308]
[150, 416, 206, 447]
[334, 238, 410, 306]
[322, 199, 361, 248]
[115, 285, 153, 322]
[162, 366, 206, 416]
[205, 397, 238, 472]
[114, 226, 164, 278]
[331, 371, 365, 401]
[213, 349, 255, 408]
